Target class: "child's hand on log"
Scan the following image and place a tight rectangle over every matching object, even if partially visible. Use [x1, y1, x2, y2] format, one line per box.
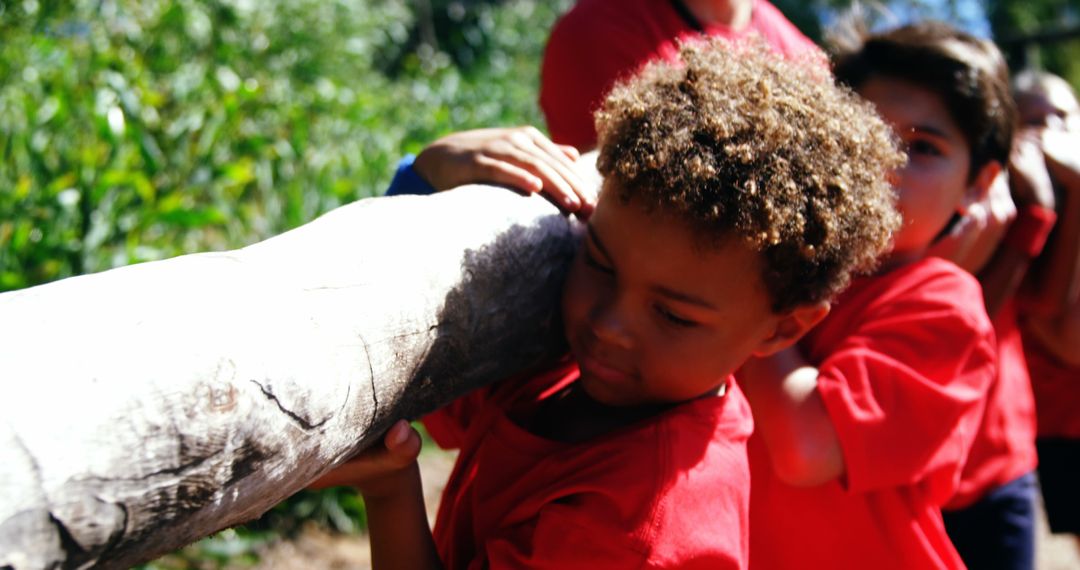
[308, 419, 422, 499]
[413, 126, 596, 216]
[313, 421, 442, 568]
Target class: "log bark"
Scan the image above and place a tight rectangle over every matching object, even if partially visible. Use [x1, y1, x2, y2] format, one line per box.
[0, 186, 582, 569]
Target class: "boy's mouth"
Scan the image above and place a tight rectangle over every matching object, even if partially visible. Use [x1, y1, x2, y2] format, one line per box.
[578, 352, 637, 386]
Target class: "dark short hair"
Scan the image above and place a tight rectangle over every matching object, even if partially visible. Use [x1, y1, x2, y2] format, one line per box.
[832, 21, 1016, 176]
[595, 40, 903, 313]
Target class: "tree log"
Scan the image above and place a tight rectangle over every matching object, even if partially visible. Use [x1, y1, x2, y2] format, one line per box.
[0, 186, 582, 569]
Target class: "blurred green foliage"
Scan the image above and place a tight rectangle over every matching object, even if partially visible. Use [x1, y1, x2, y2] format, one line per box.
[146, 486, 368, 568]
[0, 0, 571, 291]
[984, 0, 1080, 85]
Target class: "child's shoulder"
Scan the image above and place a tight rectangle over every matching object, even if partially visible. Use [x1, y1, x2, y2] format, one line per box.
[873, 256, 981, 294]
[812, 257, 993, 355]
[587, 382, 753, 486]
[846, 256, 988, 324]
[545, 380, 752, 483]
[639, 386, 752, 563]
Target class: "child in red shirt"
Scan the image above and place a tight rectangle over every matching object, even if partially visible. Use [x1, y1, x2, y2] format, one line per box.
[319, 40, 903, 569]
[889, 32, 1057, 570]
[1013, 70, 1080, 555]
[539, 0, 821, 151]
[739, 22, 1009, 569]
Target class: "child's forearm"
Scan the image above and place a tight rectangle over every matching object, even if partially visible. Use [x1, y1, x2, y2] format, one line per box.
[740, 347, 845, 487]
[975, 243, 1034, 319]
[1023, 186, 1080, 361]
[1026, 134, 1080, 316]
[364, 464, 444, 570]
[1033, 184, 1080, 312]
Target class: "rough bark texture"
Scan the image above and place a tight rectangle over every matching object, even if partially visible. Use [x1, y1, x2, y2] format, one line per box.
[0, 187, 582, 569]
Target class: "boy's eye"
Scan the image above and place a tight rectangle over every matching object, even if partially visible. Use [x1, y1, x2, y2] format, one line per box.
[907, 139, 944, 157]
[655, 304, 699, 328]
[583, 248, 614, 275]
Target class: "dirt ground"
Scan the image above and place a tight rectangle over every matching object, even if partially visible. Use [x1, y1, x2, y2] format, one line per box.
[252, 449, 1080, 570]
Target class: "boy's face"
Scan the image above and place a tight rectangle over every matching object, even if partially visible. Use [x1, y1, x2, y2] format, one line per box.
[1017, 83, 1080, 132]
[859, 76, 974, 257]
[560, 190, 782, 407]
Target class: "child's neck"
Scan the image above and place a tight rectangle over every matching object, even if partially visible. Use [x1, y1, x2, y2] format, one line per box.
[877, 247, 929, 274]
[518, 381, 722, 443]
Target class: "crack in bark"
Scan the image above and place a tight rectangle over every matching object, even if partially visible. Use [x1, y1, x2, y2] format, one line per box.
[75, 448, 224, 484]
[249, 379, 330, 430]
[96, 498, 129, 560]
[385, 324, 443, 342]
[47, 512, 86, 561]
[139, 448, 224, 480]
[337, 384, 352, 418]
[357, 334, 377, 422]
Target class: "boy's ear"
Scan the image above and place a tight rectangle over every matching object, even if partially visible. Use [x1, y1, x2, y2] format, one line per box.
[960, 160, 1003, 212]
[753, 301, 831, 357]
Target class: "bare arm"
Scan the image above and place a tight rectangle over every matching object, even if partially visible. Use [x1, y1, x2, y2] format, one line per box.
[413, 126, 596, 215]
[977, 244, 1037, 319]
[1022, 130, 1080, 363]
[972, 132, 1059, 319]
[312, 421, 444, 570]
[1024, 129, 1080, 317]
[365, 464, 443, 570]
[739, 347, 844, 487]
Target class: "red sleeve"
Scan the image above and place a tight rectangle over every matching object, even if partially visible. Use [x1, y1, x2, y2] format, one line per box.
[420, 389, 487, 450]
[539, 15, 644, 150]
[816, 277, 997, 501]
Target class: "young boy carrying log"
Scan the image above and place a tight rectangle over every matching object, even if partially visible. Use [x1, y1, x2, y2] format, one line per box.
[319, 39, 902, 569]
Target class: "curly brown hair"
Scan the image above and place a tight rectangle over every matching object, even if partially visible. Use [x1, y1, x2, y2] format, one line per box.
[594, 39, 903, 313]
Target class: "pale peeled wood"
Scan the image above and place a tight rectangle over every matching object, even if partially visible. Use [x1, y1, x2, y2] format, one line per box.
[0, 186, 583, 569]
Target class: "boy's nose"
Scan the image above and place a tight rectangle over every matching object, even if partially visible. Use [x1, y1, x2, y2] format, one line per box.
[588, 302, 634, 350]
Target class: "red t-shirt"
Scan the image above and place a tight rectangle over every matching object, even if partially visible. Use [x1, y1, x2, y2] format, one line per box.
[945, 300, 1038, 509]
[748, 257, 997, 570]
[1023, 332, 1080, 439]
[540, 0, 822, 150]
[422, 360, 753, 569]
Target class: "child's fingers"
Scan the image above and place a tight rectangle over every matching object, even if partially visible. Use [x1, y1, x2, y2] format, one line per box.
[475, 155, 545, 194]
[307, 421, 420, 490]
[383, 420, 422, 464]
[558, 144, 581, 162]
[487, 145, 585, 212]
[517, 127, 594, 208]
